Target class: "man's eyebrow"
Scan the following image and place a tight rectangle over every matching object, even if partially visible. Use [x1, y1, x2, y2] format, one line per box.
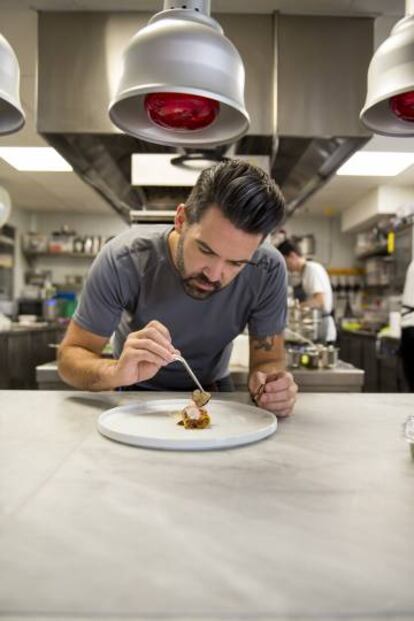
[196, 239, 255, 265]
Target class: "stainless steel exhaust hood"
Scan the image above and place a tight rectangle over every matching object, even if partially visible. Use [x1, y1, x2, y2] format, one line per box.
[37, 11, 373, 223]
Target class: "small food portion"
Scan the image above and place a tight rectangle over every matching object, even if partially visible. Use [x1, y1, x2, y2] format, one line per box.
[177, 400, 211, 429]
[192, 389, 211, 407]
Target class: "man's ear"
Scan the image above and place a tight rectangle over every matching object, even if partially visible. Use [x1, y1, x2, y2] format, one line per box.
[174, 203, 187, 233]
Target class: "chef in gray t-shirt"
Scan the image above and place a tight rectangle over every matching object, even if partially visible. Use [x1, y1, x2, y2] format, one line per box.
[58, 160, 298, 417]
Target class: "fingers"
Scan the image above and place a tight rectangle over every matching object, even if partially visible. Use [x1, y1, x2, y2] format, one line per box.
[124, 337, 176, 366]
[146, 320, 173, 343]
[263, 372, 293, 393]
[255, 372, 298, 416]
[127, 321, 180, 361]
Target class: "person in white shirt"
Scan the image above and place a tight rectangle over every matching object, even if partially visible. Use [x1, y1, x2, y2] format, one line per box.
[400, 260, 414, 391]
[278, 239, 336, 343]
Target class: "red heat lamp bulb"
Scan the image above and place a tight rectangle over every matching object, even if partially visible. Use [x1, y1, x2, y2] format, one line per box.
[390, 91, 414, 122]
[144, 92, 220, 131]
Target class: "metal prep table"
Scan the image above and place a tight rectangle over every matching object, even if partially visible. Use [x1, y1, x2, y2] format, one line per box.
[0, 390, 413, 620]
[36, 359, 365, 392]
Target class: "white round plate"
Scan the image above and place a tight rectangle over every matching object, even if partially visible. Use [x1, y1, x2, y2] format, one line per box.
[97, 399, 277, 451]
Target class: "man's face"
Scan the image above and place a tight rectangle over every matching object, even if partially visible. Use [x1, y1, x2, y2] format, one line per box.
[284, 252, 301, 273]
[174, 205, 263, 300]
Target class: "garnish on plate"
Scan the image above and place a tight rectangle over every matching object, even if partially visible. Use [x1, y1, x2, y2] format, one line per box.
[177, 389, 212, 429]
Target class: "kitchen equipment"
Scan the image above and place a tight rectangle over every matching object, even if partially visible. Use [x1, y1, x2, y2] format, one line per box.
[38, 12, 372, 223]
[109, 0, 249, 148]
[360, 5, 414, 136]
[17, 298, 43, 318]
[287, 303, 322, 344]
[297, 234, 316, 258]
[22, 233, 48, 254]
[0, 224, 15, 302]
[0, 34, 25, 135]
[287, 348, 301, 369]
[403, 416, 414, 460]
[97, 399, 277, 451]
[42, 298, 59, 321]
[319, 345, 339, 369]
[24, 269, 52, 288]
[171, 354, 205, 394]
[300, 348, 320, 370]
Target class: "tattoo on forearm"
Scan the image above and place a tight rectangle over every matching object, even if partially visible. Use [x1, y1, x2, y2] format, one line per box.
[252, 336, 275, 352]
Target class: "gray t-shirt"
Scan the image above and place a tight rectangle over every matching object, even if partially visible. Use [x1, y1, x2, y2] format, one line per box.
[74, 228, 287, 389]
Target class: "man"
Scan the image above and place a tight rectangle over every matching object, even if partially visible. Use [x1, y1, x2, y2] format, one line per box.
[278, 238, 336, 343]
[58, 160, 297, 416]
[400, 260, 414, 391]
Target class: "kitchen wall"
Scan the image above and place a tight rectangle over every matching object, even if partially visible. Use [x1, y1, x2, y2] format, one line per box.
[11, 209, 170, 297]
[282, 214, 356, 268]
[9, 206, 356, 298]
[8, 206, 29, 298]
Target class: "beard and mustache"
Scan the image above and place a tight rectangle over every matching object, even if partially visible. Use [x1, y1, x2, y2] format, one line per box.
[176, 235, 222, 300]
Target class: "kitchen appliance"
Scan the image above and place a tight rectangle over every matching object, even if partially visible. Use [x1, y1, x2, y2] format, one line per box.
[0, 186, 11, 228]
[319, 345, 339, 369]
[17, 298, 43, 318]
[109, 0, 249, 148]
[361, 0, 414, 136]
[297, 234, 316, 258]
[394, 223, 413, 289]
[0, 223, 15, 304]
[287, 302, 322, 344]
[0, 34, 25, 135]
[37, 12, 372, 223]
[286, 343, 338, 370]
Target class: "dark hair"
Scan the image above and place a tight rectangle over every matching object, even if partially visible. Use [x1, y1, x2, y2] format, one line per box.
[277, 239, 302, 257]
[185, 159, 286, 237]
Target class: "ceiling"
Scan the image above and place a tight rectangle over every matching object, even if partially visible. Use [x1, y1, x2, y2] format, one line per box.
[0, 0, 409, 219]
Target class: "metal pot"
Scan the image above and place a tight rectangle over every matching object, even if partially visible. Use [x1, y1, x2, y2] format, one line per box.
[300, 348, 320, 369]
[319, 345, 338, 369]
[287, 348, 301, 369]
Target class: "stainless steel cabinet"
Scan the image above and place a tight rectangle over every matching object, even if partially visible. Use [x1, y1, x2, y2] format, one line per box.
[0, 327, 65, 389]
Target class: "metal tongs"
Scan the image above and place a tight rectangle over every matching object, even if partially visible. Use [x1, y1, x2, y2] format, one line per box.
[172, 354, 211, 404]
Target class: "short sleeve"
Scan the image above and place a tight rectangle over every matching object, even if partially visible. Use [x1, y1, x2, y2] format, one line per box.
[304, 264, 326, 295]
[248, 256, 288, 337]
[73, 242, 131, 337]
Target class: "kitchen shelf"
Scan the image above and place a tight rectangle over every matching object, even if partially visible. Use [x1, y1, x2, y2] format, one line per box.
[0, 235, 15, 247]
[23, 251, 97, 259]
[355, 245, 390, 260]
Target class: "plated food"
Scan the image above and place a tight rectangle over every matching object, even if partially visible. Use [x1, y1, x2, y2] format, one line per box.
[177, 389, 212, 430]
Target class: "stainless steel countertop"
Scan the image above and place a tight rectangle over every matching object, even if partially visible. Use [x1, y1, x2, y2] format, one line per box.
[36, 360, 365, 392]
[0, 390, 413, 620]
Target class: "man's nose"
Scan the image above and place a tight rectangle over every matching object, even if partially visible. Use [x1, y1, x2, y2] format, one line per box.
[205, 258, 225, 283]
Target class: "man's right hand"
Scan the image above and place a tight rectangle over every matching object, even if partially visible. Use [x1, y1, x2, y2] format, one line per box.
[111, 320, 179, 387]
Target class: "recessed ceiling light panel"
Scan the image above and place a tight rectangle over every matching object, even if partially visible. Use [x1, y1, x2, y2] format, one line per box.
[0, 147, 72, 172]
[336, 151, 414, 176]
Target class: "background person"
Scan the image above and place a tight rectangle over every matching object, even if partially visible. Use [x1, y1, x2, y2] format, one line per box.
[277, 238, 336, 344]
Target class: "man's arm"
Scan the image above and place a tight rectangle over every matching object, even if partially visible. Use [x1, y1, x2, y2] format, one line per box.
[58, 319, 178, 391]
[248, 333, 297, 417]
[249, 333, 286, 378]
[301, 292, 325, 310]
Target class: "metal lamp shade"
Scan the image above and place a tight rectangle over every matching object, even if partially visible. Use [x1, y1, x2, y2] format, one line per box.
[0, 34, 25, 135]
[109, 9, 250, 147]
[361, 14, 414, 136]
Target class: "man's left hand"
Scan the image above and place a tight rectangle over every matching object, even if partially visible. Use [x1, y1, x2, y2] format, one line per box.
[249, 371, 298, 417]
